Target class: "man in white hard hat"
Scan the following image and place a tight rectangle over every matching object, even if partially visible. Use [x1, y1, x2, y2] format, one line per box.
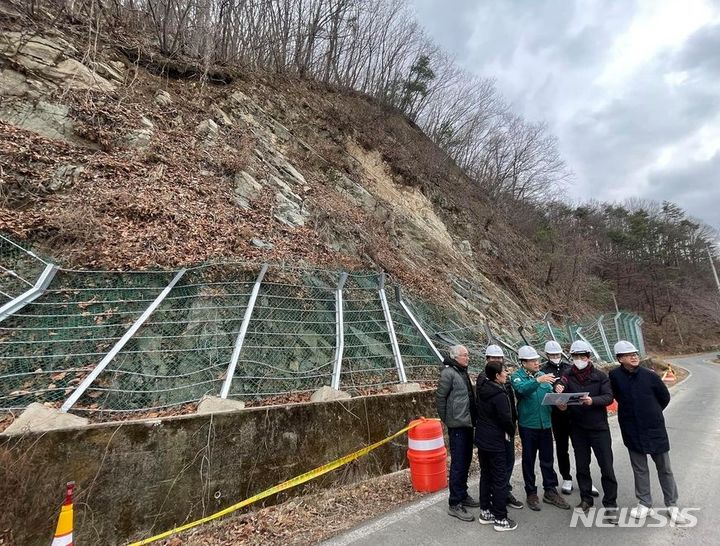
[511, 345, 570, 511]
[609, 340, 686, 524]
[481, 345, 523, 510]
[541, 340, 574, 494]
[437, 345, 480, 521]
[557, 340, 618, 522]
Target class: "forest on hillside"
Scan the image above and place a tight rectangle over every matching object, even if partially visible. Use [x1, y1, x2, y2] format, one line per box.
[7, 0, 720, 348]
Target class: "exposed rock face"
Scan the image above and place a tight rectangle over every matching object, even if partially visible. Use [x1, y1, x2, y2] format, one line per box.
[196, 118, 219, 141]
[233, 171, 264, 209]
[154, 89, 172, 106]
[0, 31, 115, 92]
[49, 165, 86, 191]
[0, 100, 88, 145]
[125, 116, 155, 148]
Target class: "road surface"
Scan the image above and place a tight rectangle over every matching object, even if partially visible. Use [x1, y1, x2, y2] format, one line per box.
[321, 353, 719, 546]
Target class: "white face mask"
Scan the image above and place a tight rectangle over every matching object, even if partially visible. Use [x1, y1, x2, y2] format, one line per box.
[573, 359, 589, 370]
[549, 358, 561, 364]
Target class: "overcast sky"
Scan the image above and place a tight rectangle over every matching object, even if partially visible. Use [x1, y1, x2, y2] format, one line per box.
[411, 0, 720, 232]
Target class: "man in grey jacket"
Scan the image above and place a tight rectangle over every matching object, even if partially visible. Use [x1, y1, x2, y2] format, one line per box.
[437, 344, 480, 521]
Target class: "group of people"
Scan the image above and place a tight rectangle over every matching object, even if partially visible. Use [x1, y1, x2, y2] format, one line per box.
[436, 339, 683, 532]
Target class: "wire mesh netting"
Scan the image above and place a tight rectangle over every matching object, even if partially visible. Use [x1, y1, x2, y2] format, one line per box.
[0, 269, 175, 411]
[0, 234, 648, 418]
[227, 266, 339, 400]
[0, 234, 48, 304]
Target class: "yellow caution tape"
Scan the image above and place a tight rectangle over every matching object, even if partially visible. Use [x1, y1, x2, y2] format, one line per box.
[128, 418, 434, 545]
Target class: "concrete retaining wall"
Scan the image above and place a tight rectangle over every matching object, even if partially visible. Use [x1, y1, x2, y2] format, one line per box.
[0, 390, 437, 545]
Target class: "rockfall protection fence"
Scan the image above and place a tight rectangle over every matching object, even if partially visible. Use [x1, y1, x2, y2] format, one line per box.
[0, 234, 646, 416]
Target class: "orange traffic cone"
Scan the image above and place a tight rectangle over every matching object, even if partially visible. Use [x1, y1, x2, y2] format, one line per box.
[662, 365, 677, 384]
[51, 482, 75, 546]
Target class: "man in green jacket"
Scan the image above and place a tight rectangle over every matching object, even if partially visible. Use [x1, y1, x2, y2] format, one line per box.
[511, 345, 569, 511]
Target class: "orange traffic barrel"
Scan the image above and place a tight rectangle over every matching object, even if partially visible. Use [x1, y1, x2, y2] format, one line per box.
[407, 418, 447, 492]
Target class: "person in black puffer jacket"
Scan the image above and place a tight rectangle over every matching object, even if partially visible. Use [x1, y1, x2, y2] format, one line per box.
[474, 360, 518, 531]
[557, 340, 618, 520]
[478, 344, 523, 510]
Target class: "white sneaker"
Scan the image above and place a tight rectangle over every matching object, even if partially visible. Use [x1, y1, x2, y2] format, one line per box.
[630, 504, 654, 519]
[667, 506, 690, 526]
[561, 480, 573, 494]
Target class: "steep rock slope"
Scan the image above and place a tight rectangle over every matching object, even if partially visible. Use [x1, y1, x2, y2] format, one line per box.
[0, 18, 558, 339]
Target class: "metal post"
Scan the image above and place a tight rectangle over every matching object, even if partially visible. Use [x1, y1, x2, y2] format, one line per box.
[0, 263, 58, 323]
[613, 312, 622, 343]
[596, 315, 613, 362]
[330, 272, 348, 390]
[378, 273, 406, 383]
[395, 286, 443, 363]
[546, 320, 557, 342]
[708, 246, 720, 297]
[220, 264, 268, 399]
[576, 327, 601, 361]
[60, 268, 187, 412]
[635, 317, 647, 356]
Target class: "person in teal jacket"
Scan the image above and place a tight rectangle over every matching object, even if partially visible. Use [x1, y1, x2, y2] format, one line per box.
[511, 346, 569, 511]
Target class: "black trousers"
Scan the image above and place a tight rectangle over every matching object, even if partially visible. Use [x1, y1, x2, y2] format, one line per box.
[552, 410, 572, 480]
[479, 448, 509, 520]
[570, 427, 618, 507]
[519, 426, 558, 495]
[448, 427, 473, 506]
[506, 434, 515, 492]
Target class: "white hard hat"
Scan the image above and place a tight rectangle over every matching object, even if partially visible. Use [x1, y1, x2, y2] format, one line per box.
[614, 340, 638, 355]
[485, 344, 504, 358]
[518, 345, 541, 360]
[569, 340, 592, 355]
[544, 340, 562, 354]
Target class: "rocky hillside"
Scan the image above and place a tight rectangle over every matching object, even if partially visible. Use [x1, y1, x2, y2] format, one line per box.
[0, 2, 596, 342]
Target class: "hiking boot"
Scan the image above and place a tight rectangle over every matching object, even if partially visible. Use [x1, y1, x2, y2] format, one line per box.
[561, 479, 573, 495]
[526, 493, 541, 511]
[604, 507, 619, 525]
[448, 504, 474, 522]
[630, 504, 654, 519]
[493, 517, 518, 532]
[543, 490, 571, 510]
[461, 495, 481, 508]
[575, 500, 592, 514]
[477, 509, 494, 525]
[506, 493, 524, 509]
[591, 485, 600, 497]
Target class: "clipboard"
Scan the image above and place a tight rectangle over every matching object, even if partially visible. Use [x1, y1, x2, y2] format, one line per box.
[542, 392, 589, 406]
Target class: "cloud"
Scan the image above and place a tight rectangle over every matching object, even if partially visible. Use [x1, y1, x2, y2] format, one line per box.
[647, 152, 720, 229]
[409, 0, 720, 230]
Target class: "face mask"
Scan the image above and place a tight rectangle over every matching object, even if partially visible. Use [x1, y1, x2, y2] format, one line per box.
[573, 359, 589, 370]
[549, 358, 561, 364]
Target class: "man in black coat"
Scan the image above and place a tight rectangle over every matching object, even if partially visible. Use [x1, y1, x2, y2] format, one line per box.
[557, 340, 618, 521]
[474, 360, 518, 532]
[609, 340, 683, 522]
[541, 340, 574, 494]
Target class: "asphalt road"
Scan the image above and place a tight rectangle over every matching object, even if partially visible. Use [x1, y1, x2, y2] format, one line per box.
[321, 353, 720, 546]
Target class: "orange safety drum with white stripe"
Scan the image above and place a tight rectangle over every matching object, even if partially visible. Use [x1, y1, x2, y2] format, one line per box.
[407, 418, 447, 492]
